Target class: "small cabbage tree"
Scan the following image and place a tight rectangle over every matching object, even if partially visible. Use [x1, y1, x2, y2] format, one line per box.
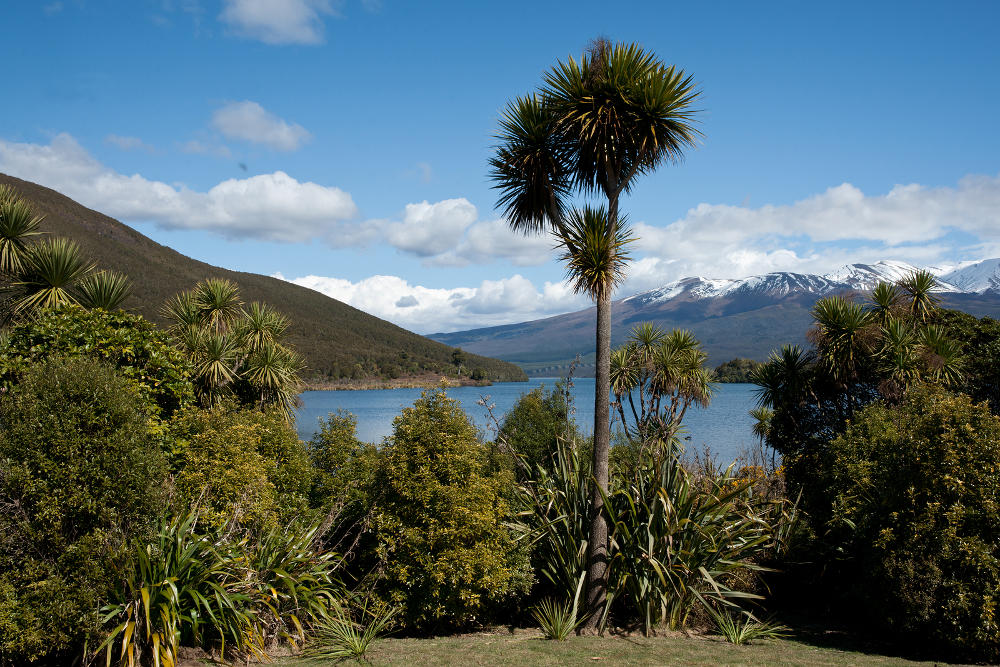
[162, 279, 303, 418]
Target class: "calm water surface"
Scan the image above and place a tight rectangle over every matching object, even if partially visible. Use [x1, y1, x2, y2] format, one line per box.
[296, 379, 760, 465]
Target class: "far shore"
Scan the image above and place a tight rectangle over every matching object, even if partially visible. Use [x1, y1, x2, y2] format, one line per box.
[301, 374, 495, 392]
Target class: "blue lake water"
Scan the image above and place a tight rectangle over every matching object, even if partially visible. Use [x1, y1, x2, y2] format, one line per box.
[296, 379, 760, 465]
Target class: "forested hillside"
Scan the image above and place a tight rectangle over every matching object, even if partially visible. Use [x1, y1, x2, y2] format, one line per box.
[0, 174, 526, 383]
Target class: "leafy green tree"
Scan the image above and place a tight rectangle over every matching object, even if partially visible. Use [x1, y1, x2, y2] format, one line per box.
[497, 381, 578, 474]
[753, 271, 964, 469]
[308, 410, 378, 506]
[825, 386, 1000, 660]
[169, 404, 314, 532]
[372, 389, 531, 631]
[0, 304, 195, 417]
[490, 39, 701, 625]
[712, 358, 762, 383]
[0, 357, 166, 663]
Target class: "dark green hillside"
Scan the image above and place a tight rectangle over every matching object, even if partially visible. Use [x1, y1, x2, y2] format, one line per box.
[0, 174, 526, 383]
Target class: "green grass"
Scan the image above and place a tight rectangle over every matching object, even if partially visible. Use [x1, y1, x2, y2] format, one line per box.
[273, 628, 973, 667]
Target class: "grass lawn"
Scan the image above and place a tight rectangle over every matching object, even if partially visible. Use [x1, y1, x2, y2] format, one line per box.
[276, 627, 972, 666]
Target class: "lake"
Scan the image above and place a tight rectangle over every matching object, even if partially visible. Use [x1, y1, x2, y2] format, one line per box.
[296, 379, 761, 465]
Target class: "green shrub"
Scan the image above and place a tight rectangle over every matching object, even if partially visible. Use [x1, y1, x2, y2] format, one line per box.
[308, 410, 378, 508]
[608, 447, 779, 633]
[826, 385, 1000, 660]
[497, 381, 578, 474]
[169, 404, 313, 532]
[0, 357, 166, 663]
[0, 304, 195, 417]
[372, 389, 532, 632]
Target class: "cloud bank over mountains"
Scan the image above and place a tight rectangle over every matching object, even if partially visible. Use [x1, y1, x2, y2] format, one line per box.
[276, 272, 586, 334]
[3, 131, 1000, 333]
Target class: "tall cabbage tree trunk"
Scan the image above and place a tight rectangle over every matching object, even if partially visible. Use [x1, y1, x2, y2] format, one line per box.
[582, 192, 619, 631]
[583, 290, 612, 629]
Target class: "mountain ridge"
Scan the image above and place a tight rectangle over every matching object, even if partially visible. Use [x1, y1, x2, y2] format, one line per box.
[431, 259, 1000, 376]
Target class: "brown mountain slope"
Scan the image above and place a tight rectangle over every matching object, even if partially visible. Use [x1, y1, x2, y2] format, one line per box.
[0, 173, 526, 383]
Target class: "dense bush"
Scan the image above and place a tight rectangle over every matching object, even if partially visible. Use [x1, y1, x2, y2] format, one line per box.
[0, 304, 195, 417]
[100, 512, 343, 665]
[824, 386, 1000, 660]
[372, 389, 532, 631]
[169, 404, 313, 533]
[497, 381, 578, 474]
[0, 357, 166, 664]
[934, 308, 1000, 413]
[308, 410, 378, 508]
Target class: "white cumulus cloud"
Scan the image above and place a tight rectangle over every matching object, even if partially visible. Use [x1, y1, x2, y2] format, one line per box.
[0, 133, 357, 242]
[212, 101, 311, 152]
[219, 0, 335, 44]
[382, 198, 478, 257]
[277, 272, 588, 333]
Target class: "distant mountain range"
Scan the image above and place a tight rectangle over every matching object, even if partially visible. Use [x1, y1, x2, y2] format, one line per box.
[431, 260, 1000, 377]
[0, 173, 526, 383]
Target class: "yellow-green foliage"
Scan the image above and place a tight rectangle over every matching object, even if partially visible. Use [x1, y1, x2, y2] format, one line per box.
[373, 389, 531, 631]
[0, 304, 195, 417]
[827, 385, 1000, 660]
[170, 405, 313, 533]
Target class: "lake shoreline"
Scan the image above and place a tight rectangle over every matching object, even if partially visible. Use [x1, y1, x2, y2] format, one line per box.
[301, 374, 496, 392]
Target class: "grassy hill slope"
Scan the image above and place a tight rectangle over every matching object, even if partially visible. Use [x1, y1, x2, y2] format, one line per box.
[0, 173, 526, 383]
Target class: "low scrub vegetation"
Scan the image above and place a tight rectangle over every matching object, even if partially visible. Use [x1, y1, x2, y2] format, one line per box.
[1, 180, 996, 664]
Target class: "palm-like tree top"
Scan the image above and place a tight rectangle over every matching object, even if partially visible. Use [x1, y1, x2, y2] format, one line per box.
[12, 237, 95, 314]
[489, 96, 571, 234]
[0, 184, 45, 276]
[490, 39, 701, 233]
[543, 39, 702, 199]
[557, 206, 633, 301]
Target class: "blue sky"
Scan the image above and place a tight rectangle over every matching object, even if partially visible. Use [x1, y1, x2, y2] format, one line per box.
[2, 0, 999, 332]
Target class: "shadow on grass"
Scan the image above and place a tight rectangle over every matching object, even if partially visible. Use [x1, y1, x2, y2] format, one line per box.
[775, 610, 975, 666]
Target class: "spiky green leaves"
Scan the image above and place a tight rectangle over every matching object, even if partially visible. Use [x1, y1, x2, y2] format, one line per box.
[556, 206, 633, 302]
[194, 277, 243, 331]
[75, 270, 132, 310]
[489, 95, 572, 233]
[162, 280, 303, 418]
[542, 40, 702, 197]
[11, 238, 95, 314]
[0, 184, 44, 276]
[899, 269, 942, 321]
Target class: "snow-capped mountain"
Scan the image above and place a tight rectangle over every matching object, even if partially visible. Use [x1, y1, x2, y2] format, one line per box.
[933, 259, 1000, 294]
[433, 258, 1000, 376]
[623, 259, 988, 307]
